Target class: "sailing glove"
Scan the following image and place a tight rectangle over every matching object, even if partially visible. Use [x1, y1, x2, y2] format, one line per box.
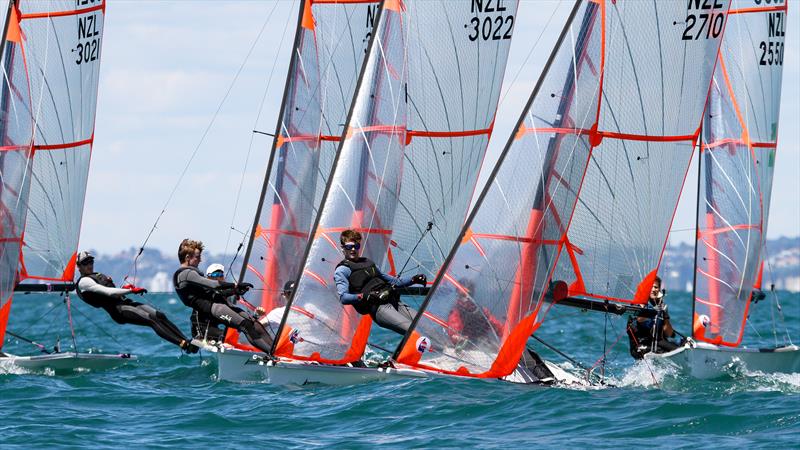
[411, 274, 427, 285]
[236, 282, 254, 295]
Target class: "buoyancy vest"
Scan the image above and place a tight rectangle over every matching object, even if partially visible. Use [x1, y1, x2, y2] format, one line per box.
[337, 257, 388, 315]
[76, 272, 118, 309]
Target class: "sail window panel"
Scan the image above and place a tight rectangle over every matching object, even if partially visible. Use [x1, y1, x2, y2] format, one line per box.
[280, 8, 408, 363]
[598, 1, 724, 137]
[389, 0, 519, 278]
[313, 3, 376, 209]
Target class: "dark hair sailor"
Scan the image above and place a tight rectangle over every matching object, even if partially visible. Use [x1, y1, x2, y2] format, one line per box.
[74, 251, 198, 353]
[334, 230, 427, 336]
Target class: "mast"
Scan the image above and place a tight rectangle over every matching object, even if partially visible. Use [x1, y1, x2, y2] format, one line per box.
[690, 123, 703, 334]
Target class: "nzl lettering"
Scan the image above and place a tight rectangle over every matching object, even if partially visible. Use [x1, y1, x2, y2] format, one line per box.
[364, 4, 379, 53]
[471, 0, 507, 13]
[78, 14, 99, 40]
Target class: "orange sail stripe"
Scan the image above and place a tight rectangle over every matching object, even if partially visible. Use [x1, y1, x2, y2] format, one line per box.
[0, 300, 12, 351]
[728, 4, 787, 14]
[19, 4, 104, 20]
[33, 137, 93, 151]
[697, 223, 760, 238]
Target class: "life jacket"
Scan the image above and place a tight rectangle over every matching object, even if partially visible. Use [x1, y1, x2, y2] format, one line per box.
[337, 257, 388, 315]
[75, 272, 118, 309]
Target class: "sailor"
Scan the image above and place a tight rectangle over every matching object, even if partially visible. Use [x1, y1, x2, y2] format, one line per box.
[188, 263, 228, 342]
[74, 251, 198, 353]
[172, 239, 274, 354]
[447, 282, 503, 347]
[626, 276, 679, 359]
[334, 229, 427, 336]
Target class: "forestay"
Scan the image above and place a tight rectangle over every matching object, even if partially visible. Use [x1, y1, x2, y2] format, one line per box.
[693, 0, 786, 347]
[395, 0, 730, 378]
[15, 0, 105, 282]
[239, 0, 380, 313]
[0, 2, 36, 347]
[275, 0, 517, 364]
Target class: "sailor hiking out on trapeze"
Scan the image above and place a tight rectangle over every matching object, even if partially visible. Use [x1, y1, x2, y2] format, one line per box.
[334, 229, 427, 336]
[172, 239, 273, 354]
[74, 251, 198, 353]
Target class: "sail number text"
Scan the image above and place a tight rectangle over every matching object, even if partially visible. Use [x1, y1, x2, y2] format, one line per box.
[466, 0, 514, 42]
[75, 13, 100, 65]
[759, 11, 785, 65]
[681, 0, 726, 41]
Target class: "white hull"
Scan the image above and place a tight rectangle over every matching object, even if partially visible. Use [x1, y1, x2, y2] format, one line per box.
[201, 342, 588, 387]
[0, 352, 136, 373]
[645, 341, 800, 379]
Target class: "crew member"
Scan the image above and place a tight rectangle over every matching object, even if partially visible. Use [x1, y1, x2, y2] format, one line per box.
[334, 230, 427, 336]
[189, 263, 227, 342]
[172, 239, 273, 354]
[75, 251, 197, 353]
[627, 276, 679, 359]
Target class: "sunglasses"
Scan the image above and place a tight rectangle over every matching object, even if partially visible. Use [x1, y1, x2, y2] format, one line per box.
[208, 270, 224, 278]
[342, 243, 361, 251]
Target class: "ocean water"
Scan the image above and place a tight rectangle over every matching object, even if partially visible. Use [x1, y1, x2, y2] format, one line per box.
[1, 291, 798, 448]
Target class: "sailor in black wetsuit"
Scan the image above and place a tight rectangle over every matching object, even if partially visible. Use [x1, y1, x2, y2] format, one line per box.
[74, 251, 197, 353]
[334, 230, 427, 336]
[627, 276, 680, 359]
[173, 239, 273, 354]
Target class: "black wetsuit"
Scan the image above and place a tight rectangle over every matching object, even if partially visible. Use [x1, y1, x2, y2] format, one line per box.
[173, 267, 273, 353]
[76, 273, 189, 348]
[627, 305, 679, 359]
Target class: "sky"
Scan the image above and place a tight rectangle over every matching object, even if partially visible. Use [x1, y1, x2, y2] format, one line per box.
[82, 0, 800, 258]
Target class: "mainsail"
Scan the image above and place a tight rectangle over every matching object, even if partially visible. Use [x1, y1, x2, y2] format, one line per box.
[15, 0, 105, 282]
[395, 0, 731, 378]
[0, 1, 36, 347]
[692, 0, 786, 347]
[239, 0, 380, 312]
[274, 0, 518, 364]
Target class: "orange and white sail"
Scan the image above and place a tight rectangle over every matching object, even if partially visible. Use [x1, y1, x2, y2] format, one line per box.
[395, 0, 731, 378]
[239, 0, 381, 315]
[693, 0, 787, 347]
[14, 0, 105, 282]
[0, 1, 38, 348]
[275, 0, 519, 364]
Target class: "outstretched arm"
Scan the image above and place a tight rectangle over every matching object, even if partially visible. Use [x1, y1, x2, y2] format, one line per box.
[78, 277, 130, 298]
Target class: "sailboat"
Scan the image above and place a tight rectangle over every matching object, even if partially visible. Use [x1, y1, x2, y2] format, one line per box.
[207, 0, 522, 384]
[0, 0, 133, 371]
[645, 0, 799, 379]
[391, 0, 733, 383]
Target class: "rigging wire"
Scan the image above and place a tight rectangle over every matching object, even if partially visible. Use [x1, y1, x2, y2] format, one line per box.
[763, 241, 792, 346]
[128, 1, 283, 283]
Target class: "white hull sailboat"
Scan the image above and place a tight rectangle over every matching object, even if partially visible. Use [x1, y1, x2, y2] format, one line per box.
[1, 352, 135, 373]
[646, 342, 800, 380]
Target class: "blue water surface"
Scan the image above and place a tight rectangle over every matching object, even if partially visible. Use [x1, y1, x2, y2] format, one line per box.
[1, 291, 798, 448]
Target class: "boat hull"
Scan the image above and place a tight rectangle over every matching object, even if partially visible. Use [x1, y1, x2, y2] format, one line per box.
[202, 342, 588, 386]
[206, 344, 428, 385]
[645, 342, 800, 379]
[0, 352, 137, 373]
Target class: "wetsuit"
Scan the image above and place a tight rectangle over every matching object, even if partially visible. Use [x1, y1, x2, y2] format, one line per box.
[76, 273, 189, 348]
[334, 257, 418, 336]
[627, 304, 679, 359]
[447, 299, 503, 344]
[173, 267, 273, 353]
